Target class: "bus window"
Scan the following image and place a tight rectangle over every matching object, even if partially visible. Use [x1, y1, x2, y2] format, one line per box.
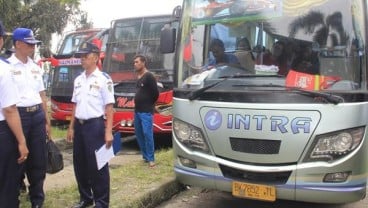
[58, 67, 69, 82]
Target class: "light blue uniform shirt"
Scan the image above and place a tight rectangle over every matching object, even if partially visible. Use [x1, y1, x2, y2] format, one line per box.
[0, 60, 20, 121]
[72, 69, 115, 120]
[8, 55, 44, 107]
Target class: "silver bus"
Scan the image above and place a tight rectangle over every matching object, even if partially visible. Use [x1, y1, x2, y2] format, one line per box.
[161, 0, 368, 204]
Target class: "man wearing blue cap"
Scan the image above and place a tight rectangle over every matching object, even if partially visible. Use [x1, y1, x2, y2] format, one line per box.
[0, 21, 29, 208]
[67, 42, 115, 208]
[7, 27, 50, 208]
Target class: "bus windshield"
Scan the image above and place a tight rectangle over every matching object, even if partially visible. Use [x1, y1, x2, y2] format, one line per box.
[56, 29, 103, 55]
[103, 15, 177, 83]
[179, 0, 365, 91]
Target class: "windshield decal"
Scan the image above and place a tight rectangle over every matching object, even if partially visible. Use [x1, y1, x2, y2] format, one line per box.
[192, 0, 282, 25]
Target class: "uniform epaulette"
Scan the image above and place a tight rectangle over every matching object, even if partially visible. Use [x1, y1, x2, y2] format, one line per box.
[0, 57, 9, 64]
[102, 72, 111, 80]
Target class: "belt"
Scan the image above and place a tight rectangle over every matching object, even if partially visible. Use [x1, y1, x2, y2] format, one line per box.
[18, 104, 41, 113]
[76, 116, 103, 125]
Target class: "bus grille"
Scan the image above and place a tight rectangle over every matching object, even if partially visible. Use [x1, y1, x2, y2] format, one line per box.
[230, 137, 281, 154]
[219, 164, 291, 185]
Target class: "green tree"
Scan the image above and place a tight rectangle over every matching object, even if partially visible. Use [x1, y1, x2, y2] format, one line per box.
[0, 0, 92, 48]
[0, 0, 22, 30]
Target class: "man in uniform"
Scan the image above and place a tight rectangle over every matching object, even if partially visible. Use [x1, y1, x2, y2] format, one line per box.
[67, 42, 115, 208]
[7, 27, 50, 208]
[0, 20, 29, 208]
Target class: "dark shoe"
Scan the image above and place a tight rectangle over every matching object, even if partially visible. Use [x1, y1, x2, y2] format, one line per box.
[71, 201, 93, 208]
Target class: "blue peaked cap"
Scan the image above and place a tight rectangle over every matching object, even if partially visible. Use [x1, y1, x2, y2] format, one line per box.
[12, 28, 41, 44]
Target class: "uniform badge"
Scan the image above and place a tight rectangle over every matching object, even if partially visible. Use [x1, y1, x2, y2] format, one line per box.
[13, 70, 22, 75]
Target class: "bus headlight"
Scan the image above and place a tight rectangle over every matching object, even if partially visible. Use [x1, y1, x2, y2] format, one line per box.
[305, 127, 365, 162]
[51, 102, 59, 111]
[173, 118, 210, 153]
[120, 120, 127, 126]
[156, 104, 172, 116]
[127, 120, 133, 127]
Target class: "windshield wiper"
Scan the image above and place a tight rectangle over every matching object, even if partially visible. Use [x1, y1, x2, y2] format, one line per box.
[188, 78, 227, 100]
[188, 76, 344, 104]
[288, 86, 344, 104]
[234, 84, 344, 104]
[188, 74, 282, 101]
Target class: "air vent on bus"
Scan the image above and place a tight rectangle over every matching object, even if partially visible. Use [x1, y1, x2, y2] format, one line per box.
[230, 137, 281, 154]
[219, 164, 291, 185]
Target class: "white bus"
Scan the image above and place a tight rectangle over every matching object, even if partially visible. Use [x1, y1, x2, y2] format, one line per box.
[161, 0, 368, 204]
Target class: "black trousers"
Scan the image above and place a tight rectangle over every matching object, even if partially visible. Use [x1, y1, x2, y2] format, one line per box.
[18, 106, 47, 207]
[73, 117, 110, 208]
[0, 121, 22, 208]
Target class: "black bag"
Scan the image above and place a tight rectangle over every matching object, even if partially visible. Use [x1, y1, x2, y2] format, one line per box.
[46, 138, 64, 174]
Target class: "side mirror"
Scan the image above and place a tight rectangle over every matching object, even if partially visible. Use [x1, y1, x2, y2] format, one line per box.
[160, 25, 176, 53]
[160, 5, 181, 54]
[91, 38, 102, 50]
[172, 5, 182, 19]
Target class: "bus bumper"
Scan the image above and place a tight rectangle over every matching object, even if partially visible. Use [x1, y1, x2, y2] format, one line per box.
[113, 111, 172, 134]
[174, 164, 366, 203]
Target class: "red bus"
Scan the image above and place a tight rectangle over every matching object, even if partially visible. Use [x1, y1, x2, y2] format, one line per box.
[45, 28, 109, 125]
[103, 15, 178, 136]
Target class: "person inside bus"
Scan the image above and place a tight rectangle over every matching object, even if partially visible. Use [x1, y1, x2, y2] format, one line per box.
[234, 37, 255, 72]
[256, 40, 288, 75]
[285, 40, 298, 70]
[208, 38, 240, 67]
[291, 43, 320, 75]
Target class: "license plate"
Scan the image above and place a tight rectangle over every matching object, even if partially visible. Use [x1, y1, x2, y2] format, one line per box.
[232, 181, 276, 202]
[65, 116, 71, 120]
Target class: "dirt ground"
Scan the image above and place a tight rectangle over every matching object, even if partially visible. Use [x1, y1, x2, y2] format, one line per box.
[25, 139, 143, 192]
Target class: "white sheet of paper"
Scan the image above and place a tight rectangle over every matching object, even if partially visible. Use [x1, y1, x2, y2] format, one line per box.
[95, 144, 115, 170]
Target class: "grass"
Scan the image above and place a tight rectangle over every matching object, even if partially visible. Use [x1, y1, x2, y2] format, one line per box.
[19, 148, 175, 208]
[109, 149, 175, 208]
[50, 126, 67, 140]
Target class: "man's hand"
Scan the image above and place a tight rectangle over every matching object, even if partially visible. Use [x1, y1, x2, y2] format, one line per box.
[46, 122, 51, 139]
[17, 141, 29, 164]
[66, 128, 74, 143]
[105, 131, 113, 148]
